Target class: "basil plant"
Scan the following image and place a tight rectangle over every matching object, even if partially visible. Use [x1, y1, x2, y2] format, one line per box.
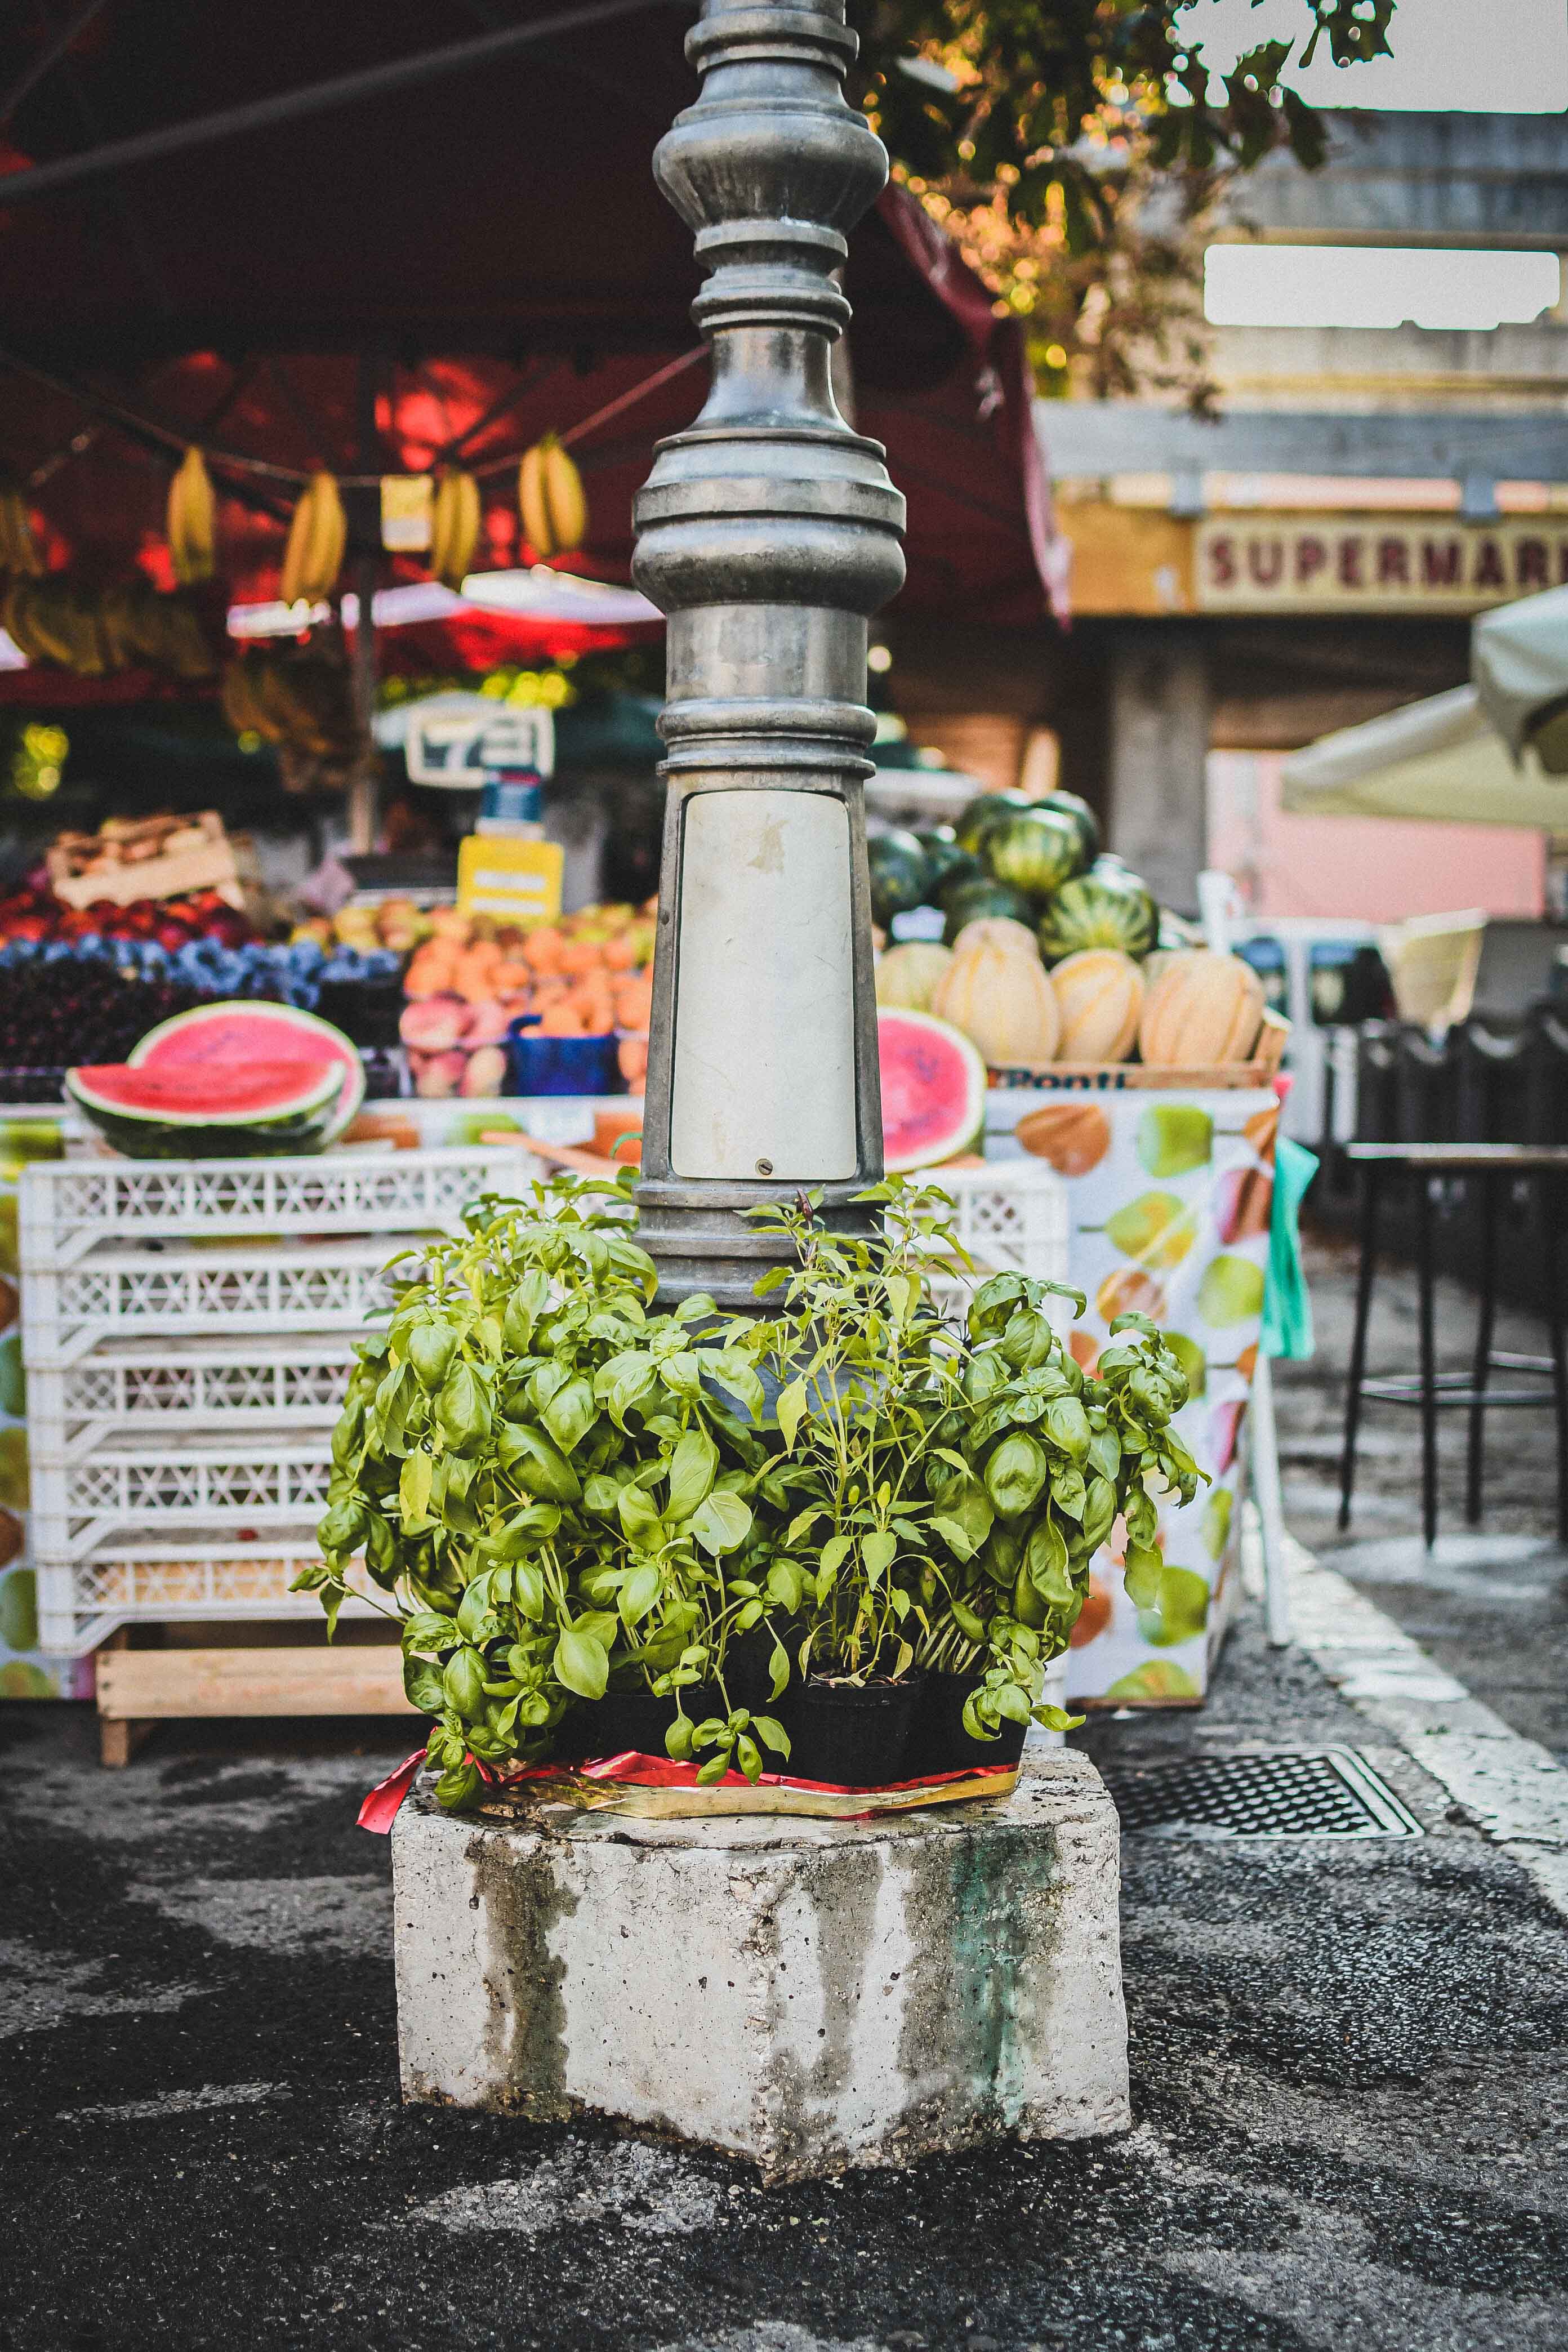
[743, 1181, 1202, 1743]
[298, 1174, 798, 1808]
[301, 1171, 1201, 1805]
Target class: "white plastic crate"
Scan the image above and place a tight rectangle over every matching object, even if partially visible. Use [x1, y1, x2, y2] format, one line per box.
[19, 1236, 424, 1369]
[916, 1159, 1071, 1326]
[25, 1334, 357, 1463]
[37, 1535, 372, 1655]
[31, 1430, 336, 1560]
[19, 1144, 535, 1271]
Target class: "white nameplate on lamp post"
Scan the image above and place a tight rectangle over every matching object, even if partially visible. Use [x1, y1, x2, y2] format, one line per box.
[669, 790, 858, 1183]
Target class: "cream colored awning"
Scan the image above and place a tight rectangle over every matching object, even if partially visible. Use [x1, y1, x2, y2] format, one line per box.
[1279, 684, 1568, 836]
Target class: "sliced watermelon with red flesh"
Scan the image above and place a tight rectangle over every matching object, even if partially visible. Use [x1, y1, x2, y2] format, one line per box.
[128, 1001, 365, 1141]
[67, 1059, 342, 1124]
[877, 1008, 987, 1172]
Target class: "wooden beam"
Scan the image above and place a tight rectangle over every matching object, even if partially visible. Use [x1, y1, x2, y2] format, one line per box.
[96, 1643, 416, 1731]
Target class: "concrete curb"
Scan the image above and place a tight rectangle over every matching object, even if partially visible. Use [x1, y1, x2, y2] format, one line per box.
[1285, 1532, 1568, 1918]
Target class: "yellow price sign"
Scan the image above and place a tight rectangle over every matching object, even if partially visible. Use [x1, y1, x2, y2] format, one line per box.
[457, 835, 563, 924]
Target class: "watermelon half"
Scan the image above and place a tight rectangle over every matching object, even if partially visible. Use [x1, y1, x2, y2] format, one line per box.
[128, 1001, 366, 1143]
[877, 1008, 987, 1173]
[65, 1059, 345, 1160]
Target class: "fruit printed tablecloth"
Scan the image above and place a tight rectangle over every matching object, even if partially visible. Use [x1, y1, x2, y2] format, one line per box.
[0, 1113, 91, 1700]
[988, 1086, 1280, 1707]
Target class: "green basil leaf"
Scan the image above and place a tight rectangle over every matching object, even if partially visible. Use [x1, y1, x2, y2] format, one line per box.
[689, 1490, 752, 1557]
[554, 1627, 609, 1700]
[664, 1428, 718, 1523]
[774, 1377, 808, 1451]
[399, 1449, 434, 1531]
[862, 1530, 897, 1583]
[437, 1362, 492, 1456]
[542, 1374, 597, 1454]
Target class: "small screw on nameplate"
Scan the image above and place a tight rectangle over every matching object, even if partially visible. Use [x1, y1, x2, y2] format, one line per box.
[756, 1159, 774, 1176]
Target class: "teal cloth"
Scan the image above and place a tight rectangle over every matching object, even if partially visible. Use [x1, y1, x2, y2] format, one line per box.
[1261, 1134, 1317, 1361]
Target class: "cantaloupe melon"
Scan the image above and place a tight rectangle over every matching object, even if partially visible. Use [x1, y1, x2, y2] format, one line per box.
[1138, 950, 1265, 1067]
[932, 925, 1059, 1065]
[874, 941, 954, 1013]
[1049, 948, 1143, 1062]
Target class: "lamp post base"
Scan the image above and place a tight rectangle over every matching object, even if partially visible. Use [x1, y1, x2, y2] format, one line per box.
[391, 1749, 1130, 2182]
[634, 1176, 880, 1316]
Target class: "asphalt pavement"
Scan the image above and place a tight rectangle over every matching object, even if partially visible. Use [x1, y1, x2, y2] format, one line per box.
[1275, 1224, 1568, 1763]
[6, 1571, 1567, 2351]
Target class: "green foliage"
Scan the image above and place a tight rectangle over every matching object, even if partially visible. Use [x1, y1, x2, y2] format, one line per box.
[852, 1, 1397, 402]
[302, 1171, 1202, 1806]
[855, 3, 1396, 219]
[742, 1181, 1202, 1743]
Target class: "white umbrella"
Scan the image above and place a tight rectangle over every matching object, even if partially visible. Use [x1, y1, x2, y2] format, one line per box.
[1279, 681, 1568, 838]
[1473, 582, 1568, 767]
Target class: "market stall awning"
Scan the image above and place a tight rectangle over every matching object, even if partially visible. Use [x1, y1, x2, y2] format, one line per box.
[0, 2, 1064, 649]
[1279, 684, 1568, 835]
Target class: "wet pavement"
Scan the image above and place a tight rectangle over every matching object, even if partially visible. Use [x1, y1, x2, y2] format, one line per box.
[1275, 1225, 1568, 1763]
[6, 1587, 1568, 2351]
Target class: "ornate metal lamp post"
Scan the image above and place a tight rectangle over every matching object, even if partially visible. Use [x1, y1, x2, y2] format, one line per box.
[631, 0, 906, 1310]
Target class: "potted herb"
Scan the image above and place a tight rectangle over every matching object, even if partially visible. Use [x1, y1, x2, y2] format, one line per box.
[299, 1174, 797, 1807]
[742, 1182, 1201, 1785]
[302, 1171, 1199, 1807]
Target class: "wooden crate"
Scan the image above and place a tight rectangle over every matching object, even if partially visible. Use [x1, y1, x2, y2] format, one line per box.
[95, 1632, 415, 1765]
[990, 1010, 1288, 1092]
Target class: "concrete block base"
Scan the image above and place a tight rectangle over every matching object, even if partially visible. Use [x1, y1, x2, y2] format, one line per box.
[390, 1751, 1129, 2181]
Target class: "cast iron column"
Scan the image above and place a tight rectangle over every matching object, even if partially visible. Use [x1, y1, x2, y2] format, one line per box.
[631, 0, 906, 1311]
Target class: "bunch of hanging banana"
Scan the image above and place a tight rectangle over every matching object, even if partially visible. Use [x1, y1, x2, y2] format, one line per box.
[279, 470, 347, 607]
[518, 434, 587, 558]
[430, 468, 481, 589]
[166, 446, 217, 585]
[0, 472, 43, 577]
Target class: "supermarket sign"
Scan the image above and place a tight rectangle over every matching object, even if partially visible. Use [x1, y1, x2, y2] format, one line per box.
[1196, 516, 1568, 613]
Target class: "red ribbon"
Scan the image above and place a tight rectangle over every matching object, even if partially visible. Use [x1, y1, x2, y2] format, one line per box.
[358, 1743, 1014, 1834]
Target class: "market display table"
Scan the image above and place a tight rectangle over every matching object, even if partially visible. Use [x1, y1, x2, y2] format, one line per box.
[987, 1083, 1280, 1707]
[1340, 1141, 1568, 1548]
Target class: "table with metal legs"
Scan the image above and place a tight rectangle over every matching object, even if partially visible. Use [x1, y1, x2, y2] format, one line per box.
[1338, 1142, 1568, 1550]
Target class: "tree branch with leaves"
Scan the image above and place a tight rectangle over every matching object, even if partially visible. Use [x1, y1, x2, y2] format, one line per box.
[851, 0, 1397, 403]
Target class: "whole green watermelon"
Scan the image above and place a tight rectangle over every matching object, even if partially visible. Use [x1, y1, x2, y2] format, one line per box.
[1031, 790, 1100, 868]
[953, 789, 1030, 856]
[1037, 865, 1158, 964]
[939, 876, 1036, 944]
[915, 827, 980, 902]
[866, 828, 933, 925]
[984, 805, 1084, 898]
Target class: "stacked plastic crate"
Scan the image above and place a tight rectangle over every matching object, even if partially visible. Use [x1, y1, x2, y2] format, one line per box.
[19, 1147, 536, 1742]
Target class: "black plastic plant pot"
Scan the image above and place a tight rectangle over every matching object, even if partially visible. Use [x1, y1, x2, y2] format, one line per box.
[554, 1685, 721, 1765]
[570, 1689, 678, 1762]
[904, 1669, 1027, 1780]
[724, 1614, 804, 1711]
[781, 1673, 924, 1789]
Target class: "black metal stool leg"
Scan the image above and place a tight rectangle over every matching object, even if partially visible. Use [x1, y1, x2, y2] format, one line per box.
[1418, 1171, 1438, 1551]
[1545, 1173, 1568, 1546]
[1340, 1160, 1380, 1530]
[1466, 1170, 1496, 1525]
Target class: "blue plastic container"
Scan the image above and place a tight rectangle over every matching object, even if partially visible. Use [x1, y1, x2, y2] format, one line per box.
[505, 1014, 621, 1097]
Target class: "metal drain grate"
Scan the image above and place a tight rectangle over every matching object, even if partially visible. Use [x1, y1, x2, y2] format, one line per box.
[1101, 1747, 1424, 1839]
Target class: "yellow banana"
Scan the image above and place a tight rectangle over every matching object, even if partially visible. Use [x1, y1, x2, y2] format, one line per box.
[0, 474, 43, 576]
[519, 435, 587, 558]
[279, 471, 346, 607]
[430, 469, 480, 589]
[304, 471, 346, 600]
[167, 447, 216, 585]
[543, 439, 587, 553]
